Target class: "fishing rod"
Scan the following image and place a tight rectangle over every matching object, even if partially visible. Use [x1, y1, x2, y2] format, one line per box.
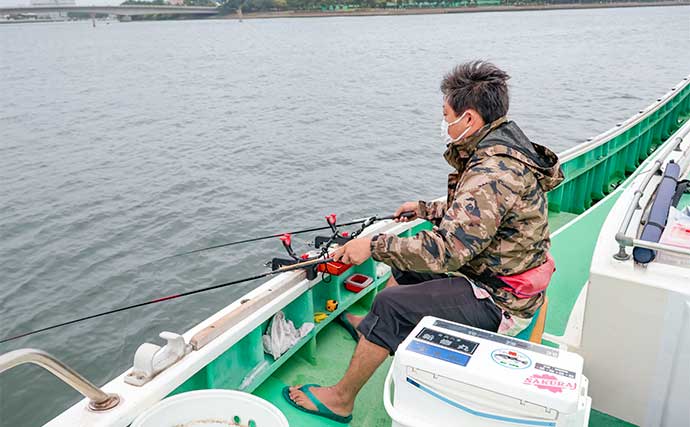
[1, 211, 413, 344]
[156, 212, 413, 262]
[0, 257, 333, 345]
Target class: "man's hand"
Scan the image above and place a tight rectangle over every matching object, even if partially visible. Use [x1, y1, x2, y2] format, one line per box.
[332, 237, 373, 265]
[394, 201, 419, 222]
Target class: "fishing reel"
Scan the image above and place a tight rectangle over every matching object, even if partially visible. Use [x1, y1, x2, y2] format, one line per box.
[269, 214, 361, 280]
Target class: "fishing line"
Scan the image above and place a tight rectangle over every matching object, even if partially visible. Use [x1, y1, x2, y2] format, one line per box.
[0, 257, 333, 345]
[154, 212, 412, 262]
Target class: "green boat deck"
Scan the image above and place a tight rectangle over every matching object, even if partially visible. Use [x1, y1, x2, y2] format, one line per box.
[167, 79, 690, 427]
[255, 302, 392, 427]
[254, 307, 633, 427]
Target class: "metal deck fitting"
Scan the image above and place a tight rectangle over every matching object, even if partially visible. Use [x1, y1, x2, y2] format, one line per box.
[0, 348, 120, 412]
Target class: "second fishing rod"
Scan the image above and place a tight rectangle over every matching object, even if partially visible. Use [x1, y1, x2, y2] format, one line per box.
[1, 211, 414, 344]
[0, 256, 334, 345]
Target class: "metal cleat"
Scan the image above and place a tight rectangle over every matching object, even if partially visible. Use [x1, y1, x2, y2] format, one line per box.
[125, 332, 191, 386]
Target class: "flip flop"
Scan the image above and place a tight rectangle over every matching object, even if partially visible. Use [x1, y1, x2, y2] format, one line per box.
[335, 313, 360, 342]
[282, 383, 353, 424]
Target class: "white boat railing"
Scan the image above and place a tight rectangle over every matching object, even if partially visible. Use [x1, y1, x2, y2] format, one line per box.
[614, 123, 690, 261]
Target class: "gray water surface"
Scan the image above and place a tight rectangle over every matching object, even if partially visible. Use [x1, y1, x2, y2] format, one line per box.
[1, 6, 689, 426]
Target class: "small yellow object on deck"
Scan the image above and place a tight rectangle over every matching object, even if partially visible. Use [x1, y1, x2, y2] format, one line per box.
[325, 299, 338, 312]
[313, 312, 328, 323]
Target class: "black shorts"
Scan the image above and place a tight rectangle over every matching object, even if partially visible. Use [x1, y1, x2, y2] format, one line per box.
[357, 268, 501, 354]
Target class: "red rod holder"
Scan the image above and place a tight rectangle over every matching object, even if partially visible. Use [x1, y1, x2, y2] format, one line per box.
[279, 233, 292, 246]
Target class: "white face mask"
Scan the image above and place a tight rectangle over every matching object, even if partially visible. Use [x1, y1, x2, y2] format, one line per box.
[441, 112, 471, 146]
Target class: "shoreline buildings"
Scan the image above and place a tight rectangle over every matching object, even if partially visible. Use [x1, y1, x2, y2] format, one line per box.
[30, 0, 76, 20]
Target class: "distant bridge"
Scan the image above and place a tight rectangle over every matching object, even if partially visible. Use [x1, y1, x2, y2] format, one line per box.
[0, 5, 220, 17]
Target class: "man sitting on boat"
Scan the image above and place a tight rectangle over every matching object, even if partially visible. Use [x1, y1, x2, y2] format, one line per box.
[285, 60, 564, 424]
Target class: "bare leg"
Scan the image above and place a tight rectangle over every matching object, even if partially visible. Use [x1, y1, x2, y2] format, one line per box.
[345, 312, 363, 330]
[343, 274, 398, 336]
[288, 337, 389, 416]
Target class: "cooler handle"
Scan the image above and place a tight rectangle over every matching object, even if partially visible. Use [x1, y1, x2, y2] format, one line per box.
[383, 365, 424, 427]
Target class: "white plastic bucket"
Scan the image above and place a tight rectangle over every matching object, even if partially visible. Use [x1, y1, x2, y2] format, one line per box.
[131, 389, 289, 427]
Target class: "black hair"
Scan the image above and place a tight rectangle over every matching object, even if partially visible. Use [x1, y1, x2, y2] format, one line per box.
[441, 61, 510, 123]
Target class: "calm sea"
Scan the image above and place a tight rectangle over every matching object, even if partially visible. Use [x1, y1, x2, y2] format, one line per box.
[1, 6, 689, 426]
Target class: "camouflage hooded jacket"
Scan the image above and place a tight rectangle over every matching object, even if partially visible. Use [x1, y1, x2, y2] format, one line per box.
[371, 118, 564, 318]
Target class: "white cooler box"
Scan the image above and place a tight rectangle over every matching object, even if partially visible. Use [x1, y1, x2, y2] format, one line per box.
[384, 316, 591, 427]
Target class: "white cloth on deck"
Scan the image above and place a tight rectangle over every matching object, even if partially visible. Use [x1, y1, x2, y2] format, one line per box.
[262, 311, 314, 360]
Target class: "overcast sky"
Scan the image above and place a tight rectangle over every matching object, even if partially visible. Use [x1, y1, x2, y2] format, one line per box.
[1, 0, 131, 6]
